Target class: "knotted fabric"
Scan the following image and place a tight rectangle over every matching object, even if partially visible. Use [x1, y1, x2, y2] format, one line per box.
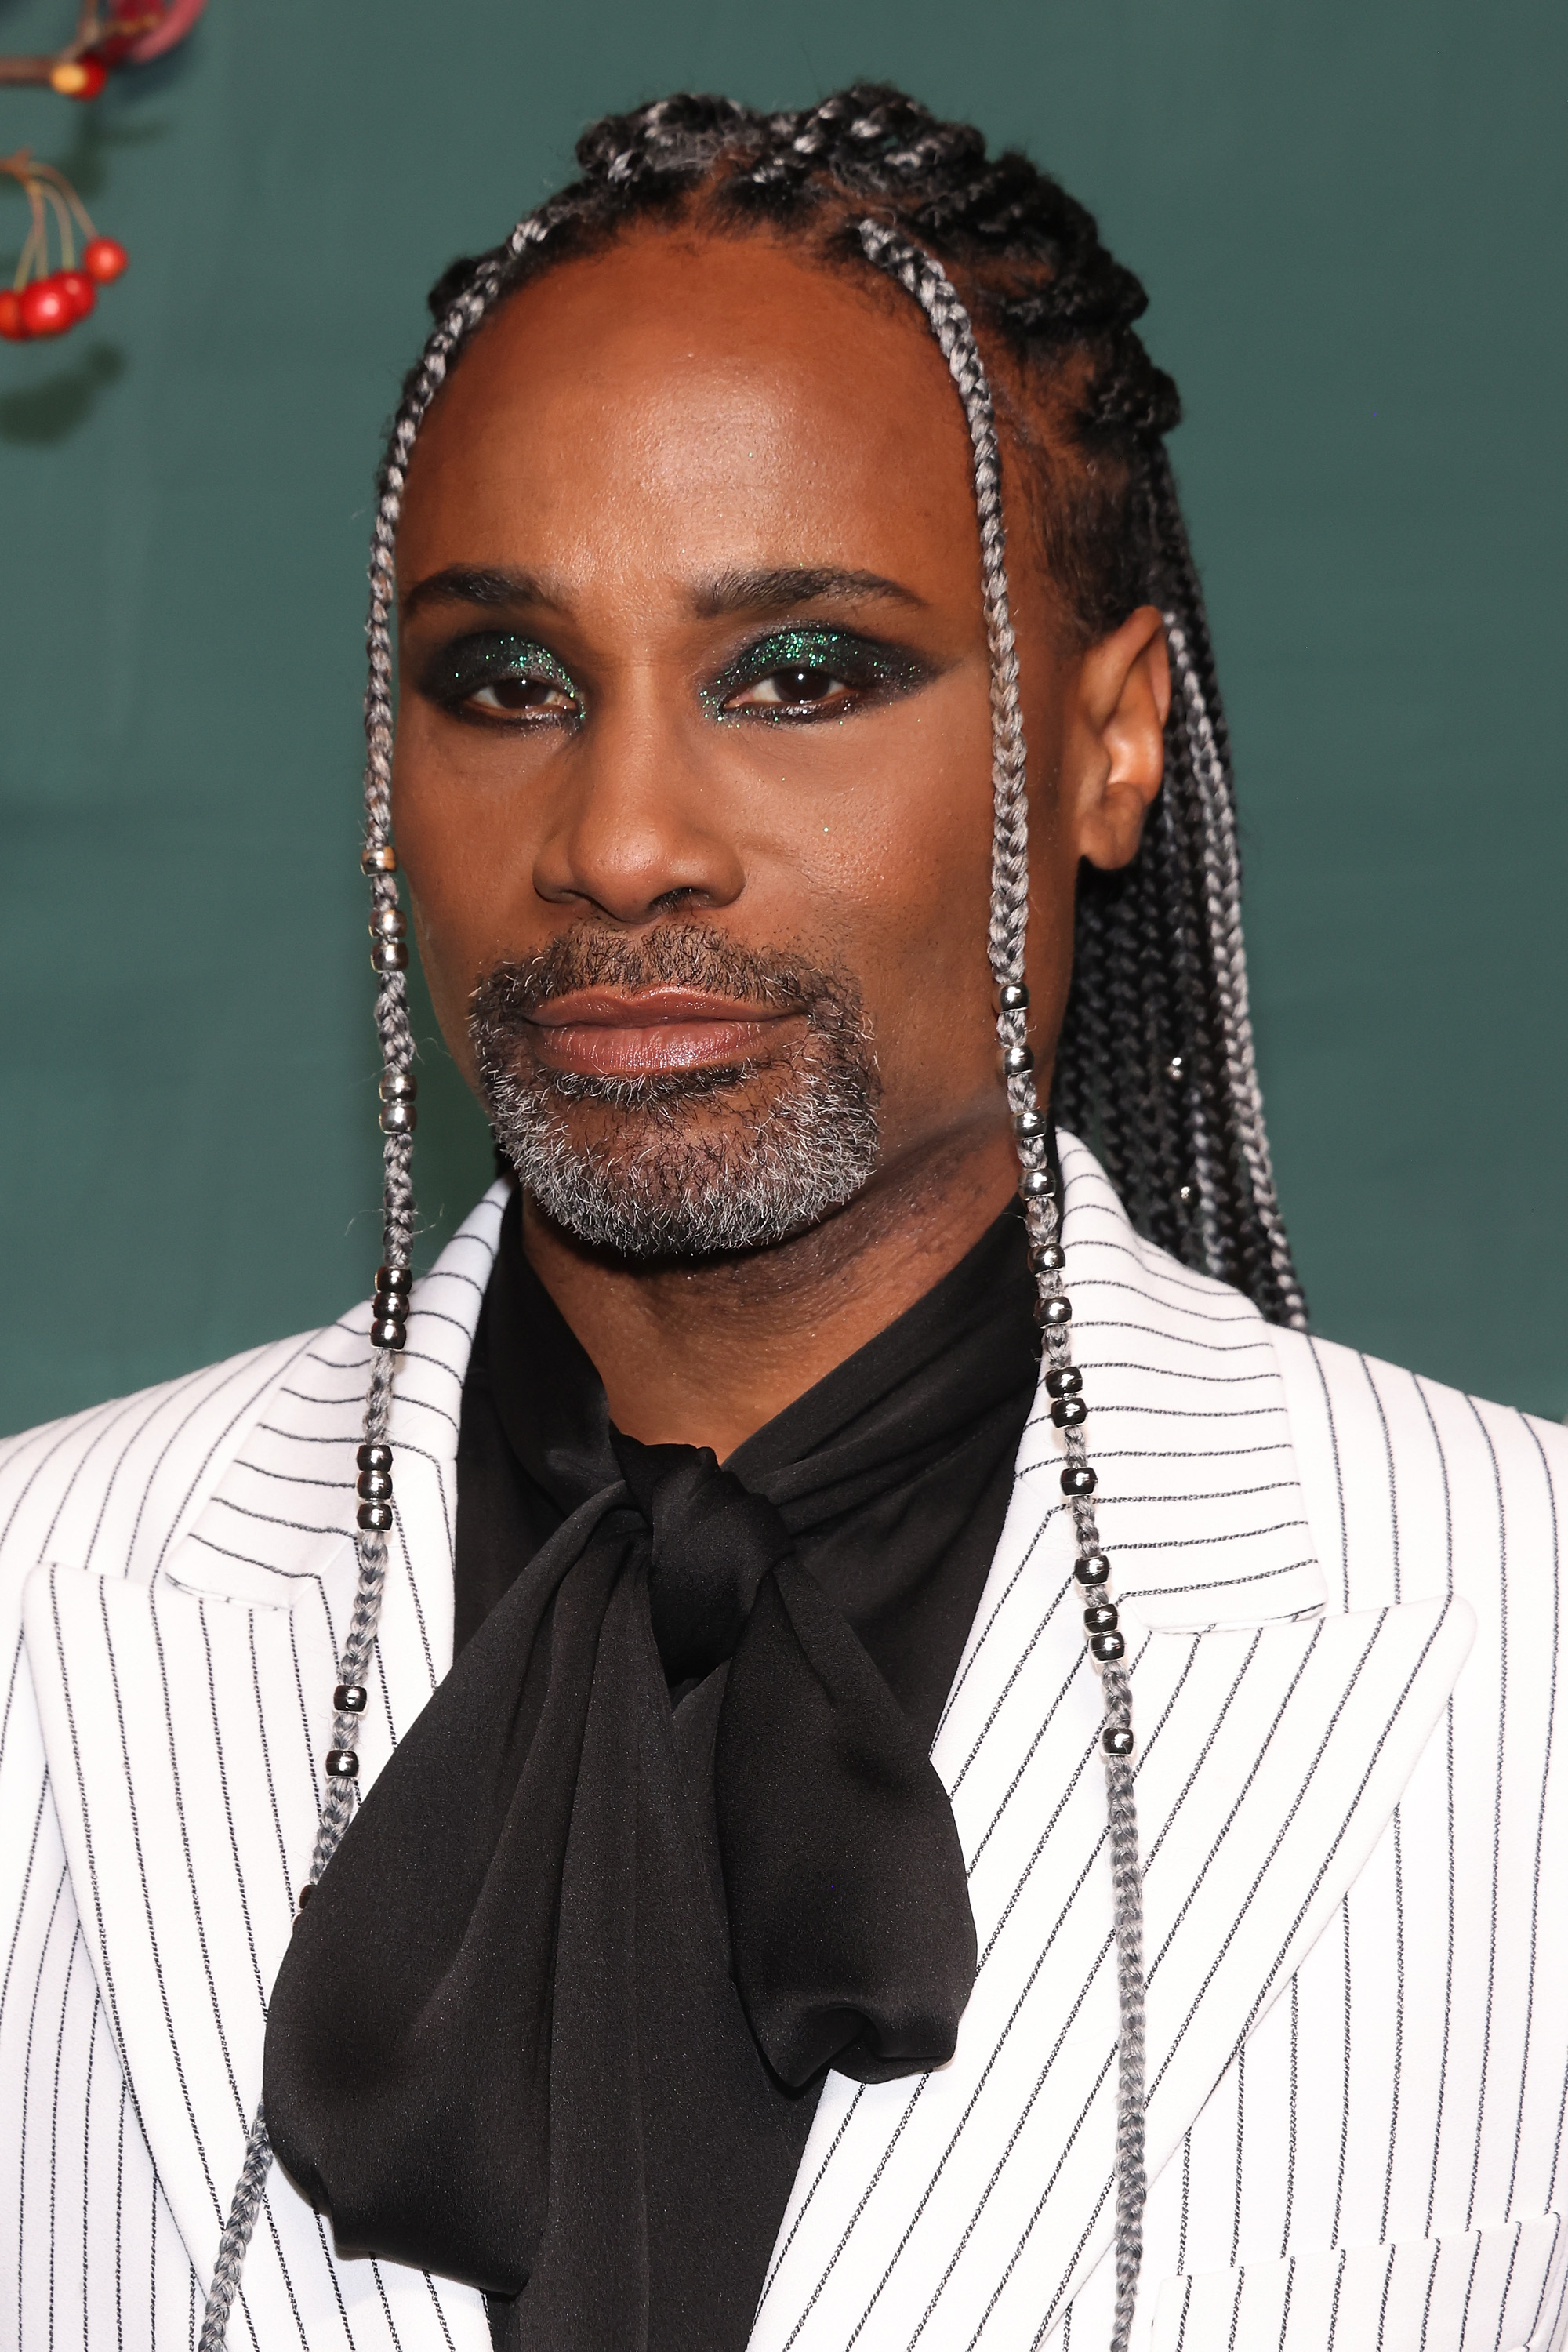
[265, 1192, 1038, 2350]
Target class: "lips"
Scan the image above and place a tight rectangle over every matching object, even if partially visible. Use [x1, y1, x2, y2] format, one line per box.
[527, 986, 797, 1078]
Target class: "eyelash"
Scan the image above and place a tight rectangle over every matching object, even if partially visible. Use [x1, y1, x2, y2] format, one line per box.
[419, 626, 931, 731]
[420, 635, 580, 729]
[706, 629, 930, 725]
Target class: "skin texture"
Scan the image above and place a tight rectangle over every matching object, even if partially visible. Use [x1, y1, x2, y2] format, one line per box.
[393, 228, 1170, 1457]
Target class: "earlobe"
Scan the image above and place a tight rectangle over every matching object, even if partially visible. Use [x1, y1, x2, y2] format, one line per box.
[1072, 604, 1171, 873]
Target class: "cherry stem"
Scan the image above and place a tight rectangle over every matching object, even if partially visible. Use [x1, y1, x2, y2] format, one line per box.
[36, 176, 74, 267]
[16, 189, 45, 292]
[2, 149, 98, 285]
[29, 159, 93, 238]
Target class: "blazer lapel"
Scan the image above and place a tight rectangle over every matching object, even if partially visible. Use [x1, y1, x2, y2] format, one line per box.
[750, 1140, 1475, 2351]
[23, 1558, 341, 2283]
[22, 1185, 506, 2337]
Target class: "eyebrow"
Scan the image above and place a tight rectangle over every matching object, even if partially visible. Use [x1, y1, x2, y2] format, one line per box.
[689, 567, 927, 618]
[398, 561, 926, 627]
[400, 565, 550, 623]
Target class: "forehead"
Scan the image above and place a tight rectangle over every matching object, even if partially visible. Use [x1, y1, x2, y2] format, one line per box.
[397, 230, 980, 587]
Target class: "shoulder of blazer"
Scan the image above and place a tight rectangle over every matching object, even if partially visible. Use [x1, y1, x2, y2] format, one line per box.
[0, 1179, 512, 1637]
[0, 1189, 507, 2352]
[1269, 1323, 1566, 1621]
[0, 1330, 325, 1621]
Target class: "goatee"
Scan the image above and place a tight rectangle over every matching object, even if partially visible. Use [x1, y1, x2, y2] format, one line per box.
[470, 924, 881, 1259]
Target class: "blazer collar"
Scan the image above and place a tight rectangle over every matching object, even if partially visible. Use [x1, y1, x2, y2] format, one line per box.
[153, 1178, 510, 1689]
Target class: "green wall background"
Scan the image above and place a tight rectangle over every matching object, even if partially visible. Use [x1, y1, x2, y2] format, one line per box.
[2, 0, 1563, 1436]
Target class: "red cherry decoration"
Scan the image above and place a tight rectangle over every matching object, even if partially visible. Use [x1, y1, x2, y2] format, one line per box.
[57, 268, 96, 321]
[2, 159, 129, 347]
[49, 56, 108, 100]
[83, 236, 129, 284]
[19, 274, 72, 337]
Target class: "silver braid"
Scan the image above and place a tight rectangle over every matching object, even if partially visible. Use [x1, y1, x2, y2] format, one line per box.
[859, 220, 1147, 2350]
[855, 224, 1030, 994]
[197, 209, 552, 2351]
[1099, 1666, 1147, 2347]
[1164, 619, 1307, 1330]
[195, 2108, 270, 2352]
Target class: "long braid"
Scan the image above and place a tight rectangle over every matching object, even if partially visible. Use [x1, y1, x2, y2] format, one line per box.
[858, 222, 1148, 2352]
[856, 226, 1029, 989]
[1163, 604, 1305, 1323]
[197, 215, 555, 2352]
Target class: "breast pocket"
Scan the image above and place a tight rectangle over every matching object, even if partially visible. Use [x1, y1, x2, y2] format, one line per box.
[1149, 2216, 1563, 2351]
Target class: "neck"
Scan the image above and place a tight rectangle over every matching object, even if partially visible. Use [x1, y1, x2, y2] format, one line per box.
[520, 1123, 1022, 1459]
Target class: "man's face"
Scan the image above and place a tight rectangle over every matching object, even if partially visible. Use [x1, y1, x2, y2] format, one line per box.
[392, 229, 1109, 1258]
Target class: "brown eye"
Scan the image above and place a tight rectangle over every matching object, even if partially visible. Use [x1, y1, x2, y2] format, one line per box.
[707, 626, 933, 726]
[776, 667, 835, 703]
[468, 677, 577, 718]
[727, 666, 848, 712]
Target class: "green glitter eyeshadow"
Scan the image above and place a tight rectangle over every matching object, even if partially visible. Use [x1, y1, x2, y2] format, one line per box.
[703, 626, 927, 723]
[422, 630, 579, 710]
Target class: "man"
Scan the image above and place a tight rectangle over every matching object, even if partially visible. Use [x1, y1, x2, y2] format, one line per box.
[2, 85, 1563, 2352]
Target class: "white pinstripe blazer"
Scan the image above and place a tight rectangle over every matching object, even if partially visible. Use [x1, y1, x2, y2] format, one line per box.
[2, 1137, 1565, 2352]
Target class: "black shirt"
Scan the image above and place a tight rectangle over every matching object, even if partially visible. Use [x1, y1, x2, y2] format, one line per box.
[265, 1190, 1039, 2352]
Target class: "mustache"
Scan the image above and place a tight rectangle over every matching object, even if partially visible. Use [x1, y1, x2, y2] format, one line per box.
[469, 924, 858, 1027]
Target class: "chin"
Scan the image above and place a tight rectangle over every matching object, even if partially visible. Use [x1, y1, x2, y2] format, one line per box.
[493, 1059, 881, 1261]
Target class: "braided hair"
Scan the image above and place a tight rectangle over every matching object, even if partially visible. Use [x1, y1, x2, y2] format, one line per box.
[396, 84, 1305, 1326]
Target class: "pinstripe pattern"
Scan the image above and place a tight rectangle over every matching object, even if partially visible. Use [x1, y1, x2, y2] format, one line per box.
[1146, 2214, 1563, 2349]
[1112, 1341, 1568, 2351]
[1, 1197, 506, 2352]
[2, 1142, 1563, 2350]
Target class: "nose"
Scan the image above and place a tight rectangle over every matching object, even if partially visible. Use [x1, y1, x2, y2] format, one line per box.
[532, 673, 746, 925]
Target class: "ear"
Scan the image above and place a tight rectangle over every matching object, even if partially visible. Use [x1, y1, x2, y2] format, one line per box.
[1064, 604, 1171, 872]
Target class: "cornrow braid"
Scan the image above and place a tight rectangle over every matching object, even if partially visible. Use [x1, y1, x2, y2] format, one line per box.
[200, 82, 1303, 2350]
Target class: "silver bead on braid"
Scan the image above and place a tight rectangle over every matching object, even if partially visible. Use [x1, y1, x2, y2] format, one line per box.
[859, 220, 1148, 2351]
[1164, 618, 1307, 1331]
[196, 209, 553, 2352]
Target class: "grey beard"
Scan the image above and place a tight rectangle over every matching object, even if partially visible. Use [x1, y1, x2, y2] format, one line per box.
[470, 927, 882, 1259]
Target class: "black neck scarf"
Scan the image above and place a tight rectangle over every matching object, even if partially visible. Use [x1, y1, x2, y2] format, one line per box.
[264, 1193, 1039, 2352]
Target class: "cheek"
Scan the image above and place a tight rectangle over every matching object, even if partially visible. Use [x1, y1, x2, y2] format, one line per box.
[390, 684, 568, 913]
[389, 717, 521, 1049]
[1014, 690, 1082, 1062]
[738, 698, 999, 1104]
